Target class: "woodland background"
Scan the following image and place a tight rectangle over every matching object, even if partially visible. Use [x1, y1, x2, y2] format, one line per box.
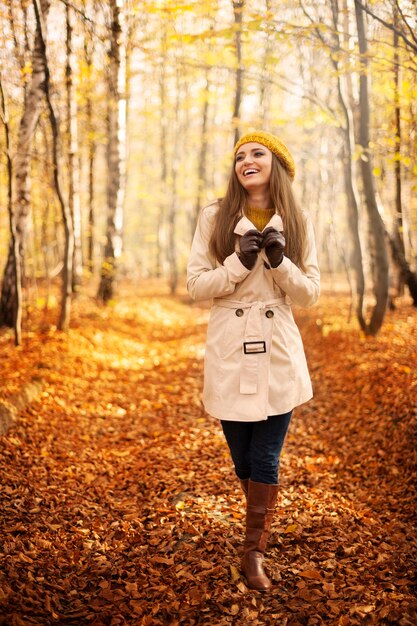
[0, 0, 416, 340]
[0, 1, 417, 625]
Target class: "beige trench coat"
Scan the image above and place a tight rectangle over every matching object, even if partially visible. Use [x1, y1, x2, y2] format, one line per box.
[187, 202, 320, 422]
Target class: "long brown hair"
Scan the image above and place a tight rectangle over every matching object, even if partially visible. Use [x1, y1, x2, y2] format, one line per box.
[209, 155, 307, 271]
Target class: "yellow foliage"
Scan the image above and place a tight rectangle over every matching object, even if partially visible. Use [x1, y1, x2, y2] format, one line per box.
[21, 62, 32, 76]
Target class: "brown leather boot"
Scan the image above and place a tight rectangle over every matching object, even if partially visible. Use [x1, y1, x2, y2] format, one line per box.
[239, 478, 249, 498]
[241, 480, 279, 591]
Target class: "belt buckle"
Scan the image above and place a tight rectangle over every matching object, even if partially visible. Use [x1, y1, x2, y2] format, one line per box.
[243, 341, 266, 355]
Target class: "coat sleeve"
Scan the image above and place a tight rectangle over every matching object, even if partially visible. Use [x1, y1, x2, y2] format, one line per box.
[187, 205, 251, 301]
[270, 213, 320, 308]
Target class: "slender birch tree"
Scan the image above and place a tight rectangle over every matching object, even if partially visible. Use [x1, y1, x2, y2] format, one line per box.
[0, 0, 50, 328]
[192, 67, 211, 236]
[0, 74, 22, 345]
[157, 23, 168, 279]
[387, 5, 417, 305]
[232, 0, 244, 144]
[33, 0, 74, 330]
[97, 0, 127, 303]
[167, 66, 181, 295]
[331, 0, 366, 329]
[81, 1, 96, 275]
[65, 1, 82, 291]
[258, 0, 273, 126]
[354, 0, 389, 335]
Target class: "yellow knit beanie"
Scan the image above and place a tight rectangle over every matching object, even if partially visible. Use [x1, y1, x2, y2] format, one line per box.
[234, 130, 295, 180]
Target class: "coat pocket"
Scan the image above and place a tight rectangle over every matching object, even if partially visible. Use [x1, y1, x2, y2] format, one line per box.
[219, 309, 246, 360]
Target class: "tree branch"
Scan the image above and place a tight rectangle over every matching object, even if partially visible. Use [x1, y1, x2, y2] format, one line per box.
[354, 0, 417, 54]
[394, 0, 417, 47]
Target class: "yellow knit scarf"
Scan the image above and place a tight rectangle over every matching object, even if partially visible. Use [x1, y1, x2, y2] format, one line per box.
[245, 206, 275, 231]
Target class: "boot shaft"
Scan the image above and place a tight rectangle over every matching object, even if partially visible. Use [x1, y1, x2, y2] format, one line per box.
[239, 478, 249, 498]
[244, 480, 279, 554]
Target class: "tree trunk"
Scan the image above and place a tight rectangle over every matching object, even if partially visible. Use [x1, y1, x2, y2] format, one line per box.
[392, 11, 404, 261]
[388, 8, 417, 303]
[97, 0, 126, 303]
[354, 0, 389, 335]
[258, 0, 273, 126]
[83, 26, 96, 275]
[387, 231, 417, 305]
[87, 96, 95, 275]
[192, 67, 211, 238]
[8, 1, 25, 79]
[331, 0, 366, 330]
[0, 0, 50, 328]
[232, 0, 244, 145]
[118, 4, 128, 258]
[39, 121, 52, 311]
[156, 25, 168, 279]
[65, 2, 82, 291]
[33, 0, 74, 331]
[301, 0, 366, 329]
[0, 75, 22, 345]
[167, 68, 181, 295]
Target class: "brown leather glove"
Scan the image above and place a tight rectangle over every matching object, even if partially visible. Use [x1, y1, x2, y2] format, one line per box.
[261, 227, 286, 268]
[238, 229, 263, 270]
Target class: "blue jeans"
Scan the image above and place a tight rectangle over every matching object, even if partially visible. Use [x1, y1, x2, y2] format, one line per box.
[221, 411, 292, 485]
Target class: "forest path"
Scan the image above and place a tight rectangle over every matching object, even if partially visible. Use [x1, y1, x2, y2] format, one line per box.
[0, 288, 416, 625]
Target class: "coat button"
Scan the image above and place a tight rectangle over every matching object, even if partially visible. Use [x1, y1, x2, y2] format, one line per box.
[265, 310, 274, 318]
[235, 308, 244, 317]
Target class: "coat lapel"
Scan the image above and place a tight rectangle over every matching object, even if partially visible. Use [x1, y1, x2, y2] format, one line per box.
[233, 213, 284, 236]
[265, 214, 283, 231]
[234, 216, 255, 236]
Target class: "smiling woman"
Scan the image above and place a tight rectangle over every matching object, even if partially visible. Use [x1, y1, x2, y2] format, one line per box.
[234, 144, 273, 198]
[187, 130, 320, 591]
[234, 131, 296, 181]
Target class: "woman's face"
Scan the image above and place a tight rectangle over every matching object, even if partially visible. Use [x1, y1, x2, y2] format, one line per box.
[234, 142, 273, 193]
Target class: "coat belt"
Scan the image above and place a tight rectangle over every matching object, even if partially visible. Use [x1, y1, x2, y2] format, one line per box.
[213, 298, 286, 395]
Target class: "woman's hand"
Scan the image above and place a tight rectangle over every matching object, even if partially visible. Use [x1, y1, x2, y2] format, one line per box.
[261, 227, 286, 268]
[238, 229, 263, 269]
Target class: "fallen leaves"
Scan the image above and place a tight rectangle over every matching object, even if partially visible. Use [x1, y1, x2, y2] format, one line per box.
[298, 569, 322, 581]
[0, 286, 416, 624]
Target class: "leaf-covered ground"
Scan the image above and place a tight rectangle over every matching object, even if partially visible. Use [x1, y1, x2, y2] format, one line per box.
[1, 284, 416, 625]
